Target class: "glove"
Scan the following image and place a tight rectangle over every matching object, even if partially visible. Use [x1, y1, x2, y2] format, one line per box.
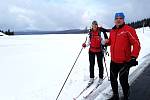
[82, 43, 86, 48]
[127, 57, 138, 67]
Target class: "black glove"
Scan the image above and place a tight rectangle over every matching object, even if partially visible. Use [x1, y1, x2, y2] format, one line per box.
[127, 57, 138, 67]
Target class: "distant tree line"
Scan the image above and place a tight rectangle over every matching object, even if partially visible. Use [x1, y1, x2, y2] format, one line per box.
[0, 29, 14, 35]
[1, 18, 150, 35]
[128, 18, 150, 29]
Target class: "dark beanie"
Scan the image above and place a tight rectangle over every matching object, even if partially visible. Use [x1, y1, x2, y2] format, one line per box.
[92, 20, 98, 25]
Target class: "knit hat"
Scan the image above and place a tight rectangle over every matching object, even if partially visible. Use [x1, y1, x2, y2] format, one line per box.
[115, 12, 125, 19]
[92, 20, 98, 25]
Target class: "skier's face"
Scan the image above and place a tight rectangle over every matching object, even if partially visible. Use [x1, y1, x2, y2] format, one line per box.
[92, 24, 98, 31]
[115, 17, 124, 27]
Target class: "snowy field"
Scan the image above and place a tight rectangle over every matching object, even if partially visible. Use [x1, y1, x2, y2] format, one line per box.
[0, 27, 150, 100]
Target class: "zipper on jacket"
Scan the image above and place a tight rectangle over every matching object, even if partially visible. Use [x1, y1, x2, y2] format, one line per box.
[112, 29, 119, 60]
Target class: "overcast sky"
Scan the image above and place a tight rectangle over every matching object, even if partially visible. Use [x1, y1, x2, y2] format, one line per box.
[0, 0, 150, 31]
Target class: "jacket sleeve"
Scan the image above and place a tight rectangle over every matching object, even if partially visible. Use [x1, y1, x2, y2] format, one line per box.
[106, 34, 111, 46]
[101, 27, 110, 33]
[127, 27, 141, 58]
[100, 27, 111, 46]
[102, 31, 108, 39]
[104, 29, 112, 46]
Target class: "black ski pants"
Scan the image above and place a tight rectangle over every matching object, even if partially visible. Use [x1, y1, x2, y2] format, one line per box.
[110, 61, 130, 98]
[89, 51, 104, 79]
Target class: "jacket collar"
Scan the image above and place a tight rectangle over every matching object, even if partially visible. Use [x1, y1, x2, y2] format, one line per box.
[112, 23, 125, 29]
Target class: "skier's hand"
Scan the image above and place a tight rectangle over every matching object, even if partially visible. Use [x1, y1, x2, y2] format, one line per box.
[127, 57, 138, 67]
[105, 39, 109, 44]
[82, 43, 86, 48]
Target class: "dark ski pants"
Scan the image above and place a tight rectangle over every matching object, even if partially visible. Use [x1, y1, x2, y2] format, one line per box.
[110, 61, 130, 98]
[89, 51, 104, 79]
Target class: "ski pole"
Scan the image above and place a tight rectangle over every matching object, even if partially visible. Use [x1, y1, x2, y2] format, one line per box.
[56, 37, 87, 100]
[103, 52, 110, 81]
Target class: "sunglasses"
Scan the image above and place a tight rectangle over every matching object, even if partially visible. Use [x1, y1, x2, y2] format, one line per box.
[115, 17, 123, 20]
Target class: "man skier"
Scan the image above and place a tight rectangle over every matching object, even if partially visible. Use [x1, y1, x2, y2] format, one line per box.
[105, 12, 141, 100]
[82, 20, 109, 85]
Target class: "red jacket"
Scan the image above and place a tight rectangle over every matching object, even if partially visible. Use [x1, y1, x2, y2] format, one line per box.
[89, 27, 109, 52]
[89, 30, 102, 52]
[107, 24, 141, 63]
